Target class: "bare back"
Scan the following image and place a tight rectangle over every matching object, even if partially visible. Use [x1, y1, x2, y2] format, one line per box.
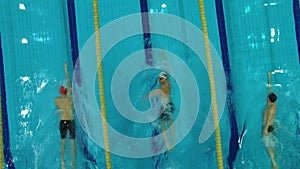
[55, 95, 74, 120]
[264, 104, 276, 125]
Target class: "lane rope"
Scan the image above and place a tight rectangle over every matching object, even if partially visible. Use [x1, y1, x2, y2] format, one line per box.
[197, 0, 224, 168]
[92, 1, 112, 168]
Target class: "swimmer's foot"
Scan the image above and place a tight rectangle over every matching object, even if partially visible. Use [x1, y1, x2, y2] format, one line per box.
[168, 146, 175, 152]
[172, 141, 176, 150]
[62, 160, 66, 169]
[165, 142, 171, 151]
[166, 144, 171, 151]
[167, 142, 176, 152]
[166, 142, 176, 152]
[272, 162, 278, 169]
[70, 161, 76, 169]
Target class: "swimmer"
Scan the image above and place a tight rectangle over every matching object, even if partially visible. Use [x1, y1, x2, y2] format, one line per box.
[262, 92, 278, 169]
[150, 71, 175, 151]
[55, 62, 76, 169]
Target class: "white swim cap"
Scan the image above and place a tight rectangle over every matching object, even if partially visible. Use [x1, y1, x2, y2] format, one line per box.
[158, 71, 167, 79]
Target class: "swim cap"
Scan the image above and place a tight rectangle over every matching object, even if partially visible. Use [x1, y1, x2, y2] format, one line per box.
[59, 86, 67, 95]
[268, 92, 277, 102]
[158, 71, 167, 79]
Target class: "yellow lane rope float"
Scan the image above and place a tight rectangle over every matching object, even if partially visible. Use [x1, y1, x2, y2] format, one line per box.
[92, 1, 112, 168]
[197, 0, 224, 168]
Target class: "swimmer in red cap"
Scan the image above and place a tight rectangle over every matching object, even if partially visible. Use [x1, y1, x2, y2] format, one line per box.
[55, 62, 76, 169]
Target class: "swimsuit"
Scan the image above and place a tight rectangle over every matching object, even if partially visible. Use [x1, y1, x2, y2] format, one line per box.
[262, 134, 277, 148]
[268, 125, 275, 133]
[60, 120, 76, 139]
[159, 101, 175, 121]
[262, 124, 277, 147]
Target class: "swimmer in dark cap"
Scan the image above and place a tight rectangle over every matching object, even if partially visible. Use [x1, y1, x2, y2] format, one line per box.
[262, 92, 278, 169]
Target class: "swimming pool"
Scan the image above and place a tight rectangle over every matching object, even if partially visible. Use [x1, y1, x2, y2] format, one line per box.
[0, 0, 299, 169]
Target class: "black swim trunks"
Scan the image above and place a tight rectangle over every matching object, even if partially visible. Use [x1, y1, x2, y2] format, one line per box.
[268, 125, 275, 133]
[159, 102, 175, 121]
[59, 120, 76, 139]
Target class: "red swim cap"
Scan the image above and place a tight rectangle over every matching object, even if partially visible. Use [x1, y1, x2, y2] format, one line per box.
[59, 86, 67, 95]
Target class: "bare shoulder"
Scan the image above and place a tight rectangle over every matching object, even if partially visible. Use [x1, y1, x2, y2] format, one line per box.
[55, 97, 61, 102]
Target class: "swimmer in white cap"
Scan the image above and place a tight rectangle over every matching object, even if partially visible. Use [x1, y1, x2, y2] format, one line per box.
[158, 71, 167, 80]
[157, 71, 175, 151]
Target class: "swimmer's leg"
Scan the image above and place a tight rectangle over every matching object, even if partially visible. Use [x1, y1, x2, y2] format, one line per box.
[168, 119, 175, 148]
[267, 147, 278, 169]
[70, 139, 76, 169]
[160, 120, 171, 150]
[69, 121, 76, 169]
[61, 139, 66, 169]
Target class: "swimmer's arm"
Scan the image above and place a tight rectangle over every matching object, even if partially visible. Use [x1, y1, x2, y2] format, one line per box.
[141, 90, 160, 103]
[263, 108, 268, 125]
[64, 62, 72, 95]
[268, 72, 272, 89]
[149, 89, 164, 98]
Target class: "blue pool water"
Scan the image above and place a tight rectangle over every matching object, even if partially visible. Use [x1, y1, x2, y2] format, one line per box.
[0, 0, 299, 169]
